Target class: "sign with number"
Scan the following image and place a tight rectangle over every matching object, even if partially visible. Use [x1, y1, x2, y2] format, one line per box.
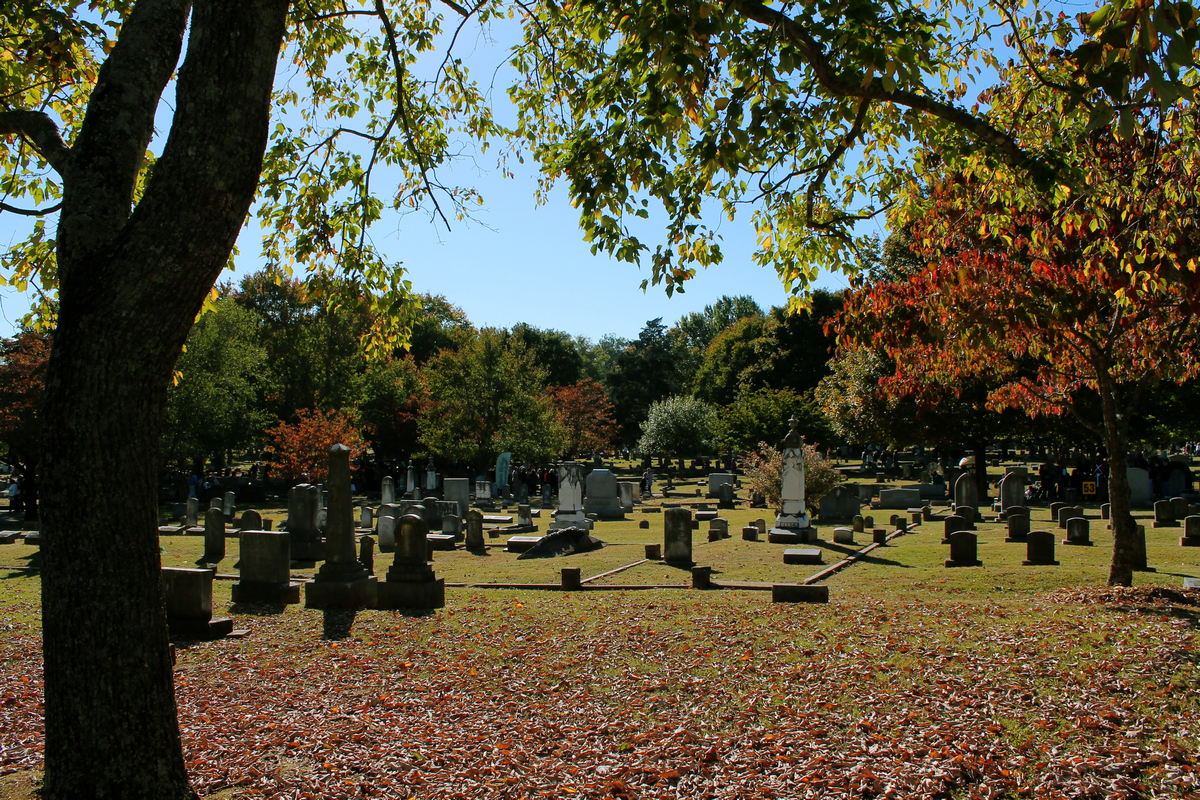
[1082, 481, 1097, 497]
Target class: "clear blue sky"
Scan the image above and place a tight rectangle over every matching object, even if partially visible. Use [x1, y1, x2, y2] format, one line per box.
[0, 13, 867, 343]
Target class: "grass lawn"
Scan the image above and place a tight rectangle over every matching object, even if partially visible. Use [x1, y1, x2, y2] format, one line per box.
[1, 472, 1198, 798]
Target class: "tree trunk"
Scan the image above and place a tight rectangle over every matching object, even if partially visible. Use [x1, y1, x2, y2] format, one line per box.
[38, 2, 289, 797]
[1095, 361, 1135, 586]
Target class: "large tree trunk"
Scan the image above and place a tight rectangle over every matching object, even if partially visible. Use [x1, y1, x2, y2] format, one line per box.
[38, 2, 289, 797]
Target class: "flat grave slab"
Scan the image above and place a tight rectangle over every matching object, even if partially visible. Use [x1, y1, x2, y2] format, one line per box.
[505, 535, 542, 553]
[482, 514, 513, 524]
[767, 529, 803, 544]
[783, 548, 823, 565]
[772, 584, 830, 603]
[426, 533, 458, 551]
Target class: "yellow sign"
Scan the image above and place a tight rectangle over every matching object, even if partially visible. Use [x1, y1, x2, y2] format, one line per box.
[1082, 481, 1097, 497]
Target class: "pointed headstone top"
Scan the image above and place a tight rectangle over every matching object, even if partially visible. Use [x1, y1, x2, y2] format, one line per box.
[328, 443, 351, 456]
[782, 416, 801, 448]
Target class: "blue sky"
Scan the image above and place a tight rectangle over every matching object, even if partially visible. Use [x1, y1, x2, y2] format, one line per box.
[0, 9, 872, 343]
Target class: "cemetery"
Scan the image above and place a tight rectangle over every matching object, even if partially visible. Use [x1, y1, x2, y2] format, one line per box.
[5, 1, 1200, 796]
[2, 439, 1199, 797]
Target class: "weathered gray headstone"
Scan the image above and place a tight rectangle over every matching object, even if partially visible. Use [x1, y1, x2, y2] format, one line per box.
[707, 472, 735, 496]
[551, 462, 588, 529]
[444, 477, 470, 517]
[1064, 516, 1092, 546]
[618, 481, 636, 513]
[1101, 502, 1111, 520]
[945, 530, 982, 567]
[286, 483, 323, 561]
[442, 514, 463, 541]
[203, 507, 225, 565]
[1057, 505, 1084, 529]
[162, 567, 233, 638]
[1005, 514, 1031, 542]
[819, 484, 860, 520]
[465, 509, 485, 551]
[185, 497, 199, 527]
[381, 476, 395, 506]
[1022, 530, 1058, 566]
[709, 517, 729, 539]
[878, 487, 920, 509]
[664, 507, 693, 564]
[583, 468, 624, 520]
[1182, 515, 1200, 547]
[851, 514, 865, 533]
[1172, 496, 1189, 519]
[1154, 499, 1178, 528]
[999, 473, 1024, 515]
[239, 509, 263, 532]
[232, 531, 300, 604]
[376, 514, 444, 609]
[954, 473, 978, 514]
[1168, 470, 1187, 497]
[942, 515, 969, 544]
[305, 444, 376, 608]
[223, 490, 236, 519]
[517, 504, 533, 527]
[375, 503, 400, 552]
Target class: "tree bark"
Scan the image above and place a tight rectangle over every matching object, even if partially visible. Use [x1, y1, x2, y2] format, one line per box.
[38, 2, 289, 797]
[1095, 360, 1135, 587]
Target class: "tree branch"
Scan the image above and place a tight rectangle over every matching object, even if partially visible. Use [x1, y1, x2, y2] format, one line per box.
[733, 0, 1050, 180]
[0, 200, 63, 216]
[0, 110, 72, 176]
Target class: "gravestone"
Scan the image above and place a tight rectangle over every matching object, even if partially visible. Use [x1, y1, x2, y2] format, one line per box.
[232, 531, 300, 603]
[709, 518, 729, 539]
[406, 465, 416, 498]
[359, 535, 375, 576]
[551, 462, 589, 529]
[707, 473, 735, 497]
[755, 518, 767, 537]
[1022, 530, 1059, 566]
[1127, 468, 1152, 505]
[1182, 516, 1200, 547]
[542, 484, 553, 506]
[476, 480, 493, 505]
[618, 482, 636, 513]
[774, 417, 810, 534]
[465, 509, 485, 551]
[1064, 516, 1093, 546]
[863, 515, 875, 529]
[305, 444, 376, 609]
[1057, 505, 1084, 529]
[1049, 501, 1065, 520]
[999, 473, 1024, 516]
[1101, 503, 1111, 520]
[954, 473, 978, 516]
[1153, 499, 1178, 528]
[1005, 514, 1031, 543]
[444, 477, 470, 517]
[376, 514, 445, 609]
[202, 508, 225, 566]
[742, 525, 759, 541]
[717, 482, 736, 509]
[771, 584, 830, 604]
[223, 491, 236, 520]
[941, 515, 969, 544]
[1169, 470, 1187, 497]
[286, 483, 323, 560]
[381, 476, 395, 506]
[851, 514, 865, 533]
[819, 485, 860, 520]
[784, 548, 823, 565]
[209, 497, 222, 511]
[359, 506, 372, 530]
[162, 567, 233, 639]
[664, 507, 694, 565]
[185, 497, 199, 527]
[583, 468, 624, 520]
[375, 503, 400, 552]
[833, 527, 855, 544]
[1172, 496, 1189, 520]
[878, 488, 920, 509]
[514, 480, 530, 505]
[442, 514, 463, 542]
[1132, 524, 1150, 572]
[425, 463, 438, 493]
[945, 531, 982, 567]
[517, 504, 533, 528]
[239, 509, 263, 533]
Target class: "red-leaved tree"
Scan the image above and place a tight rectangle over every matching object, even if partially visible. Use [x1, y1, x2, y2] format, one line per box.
[841, 126, 1200, 586]
[549, 378, 619, 458]
[264, 408, 369, 484]
[0, 330, 50, 477]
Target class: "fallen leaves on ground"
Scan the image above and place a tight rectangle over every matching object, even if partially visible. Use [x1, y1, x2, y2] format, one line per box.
[1, 587, 1197, 798]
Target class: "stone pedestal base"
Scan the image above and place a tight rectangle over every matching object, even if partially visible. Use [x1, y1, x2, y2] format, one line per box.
[232, 581, 301, 604]
[1181, 536, 1200, 547]
[305, 576, 376, 609]
[505, 535, 541, 553]
[769, 528, 817, 544]
[1061, 538, 1094, 546]
[168, 617, 234, 640]
[375, 578, 445, 610]
[1022, 557, 1059, 566]
[1004, 533, 1029, 543]
[944, 558, 983, 567]
[1153, 520, 1178, 528]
